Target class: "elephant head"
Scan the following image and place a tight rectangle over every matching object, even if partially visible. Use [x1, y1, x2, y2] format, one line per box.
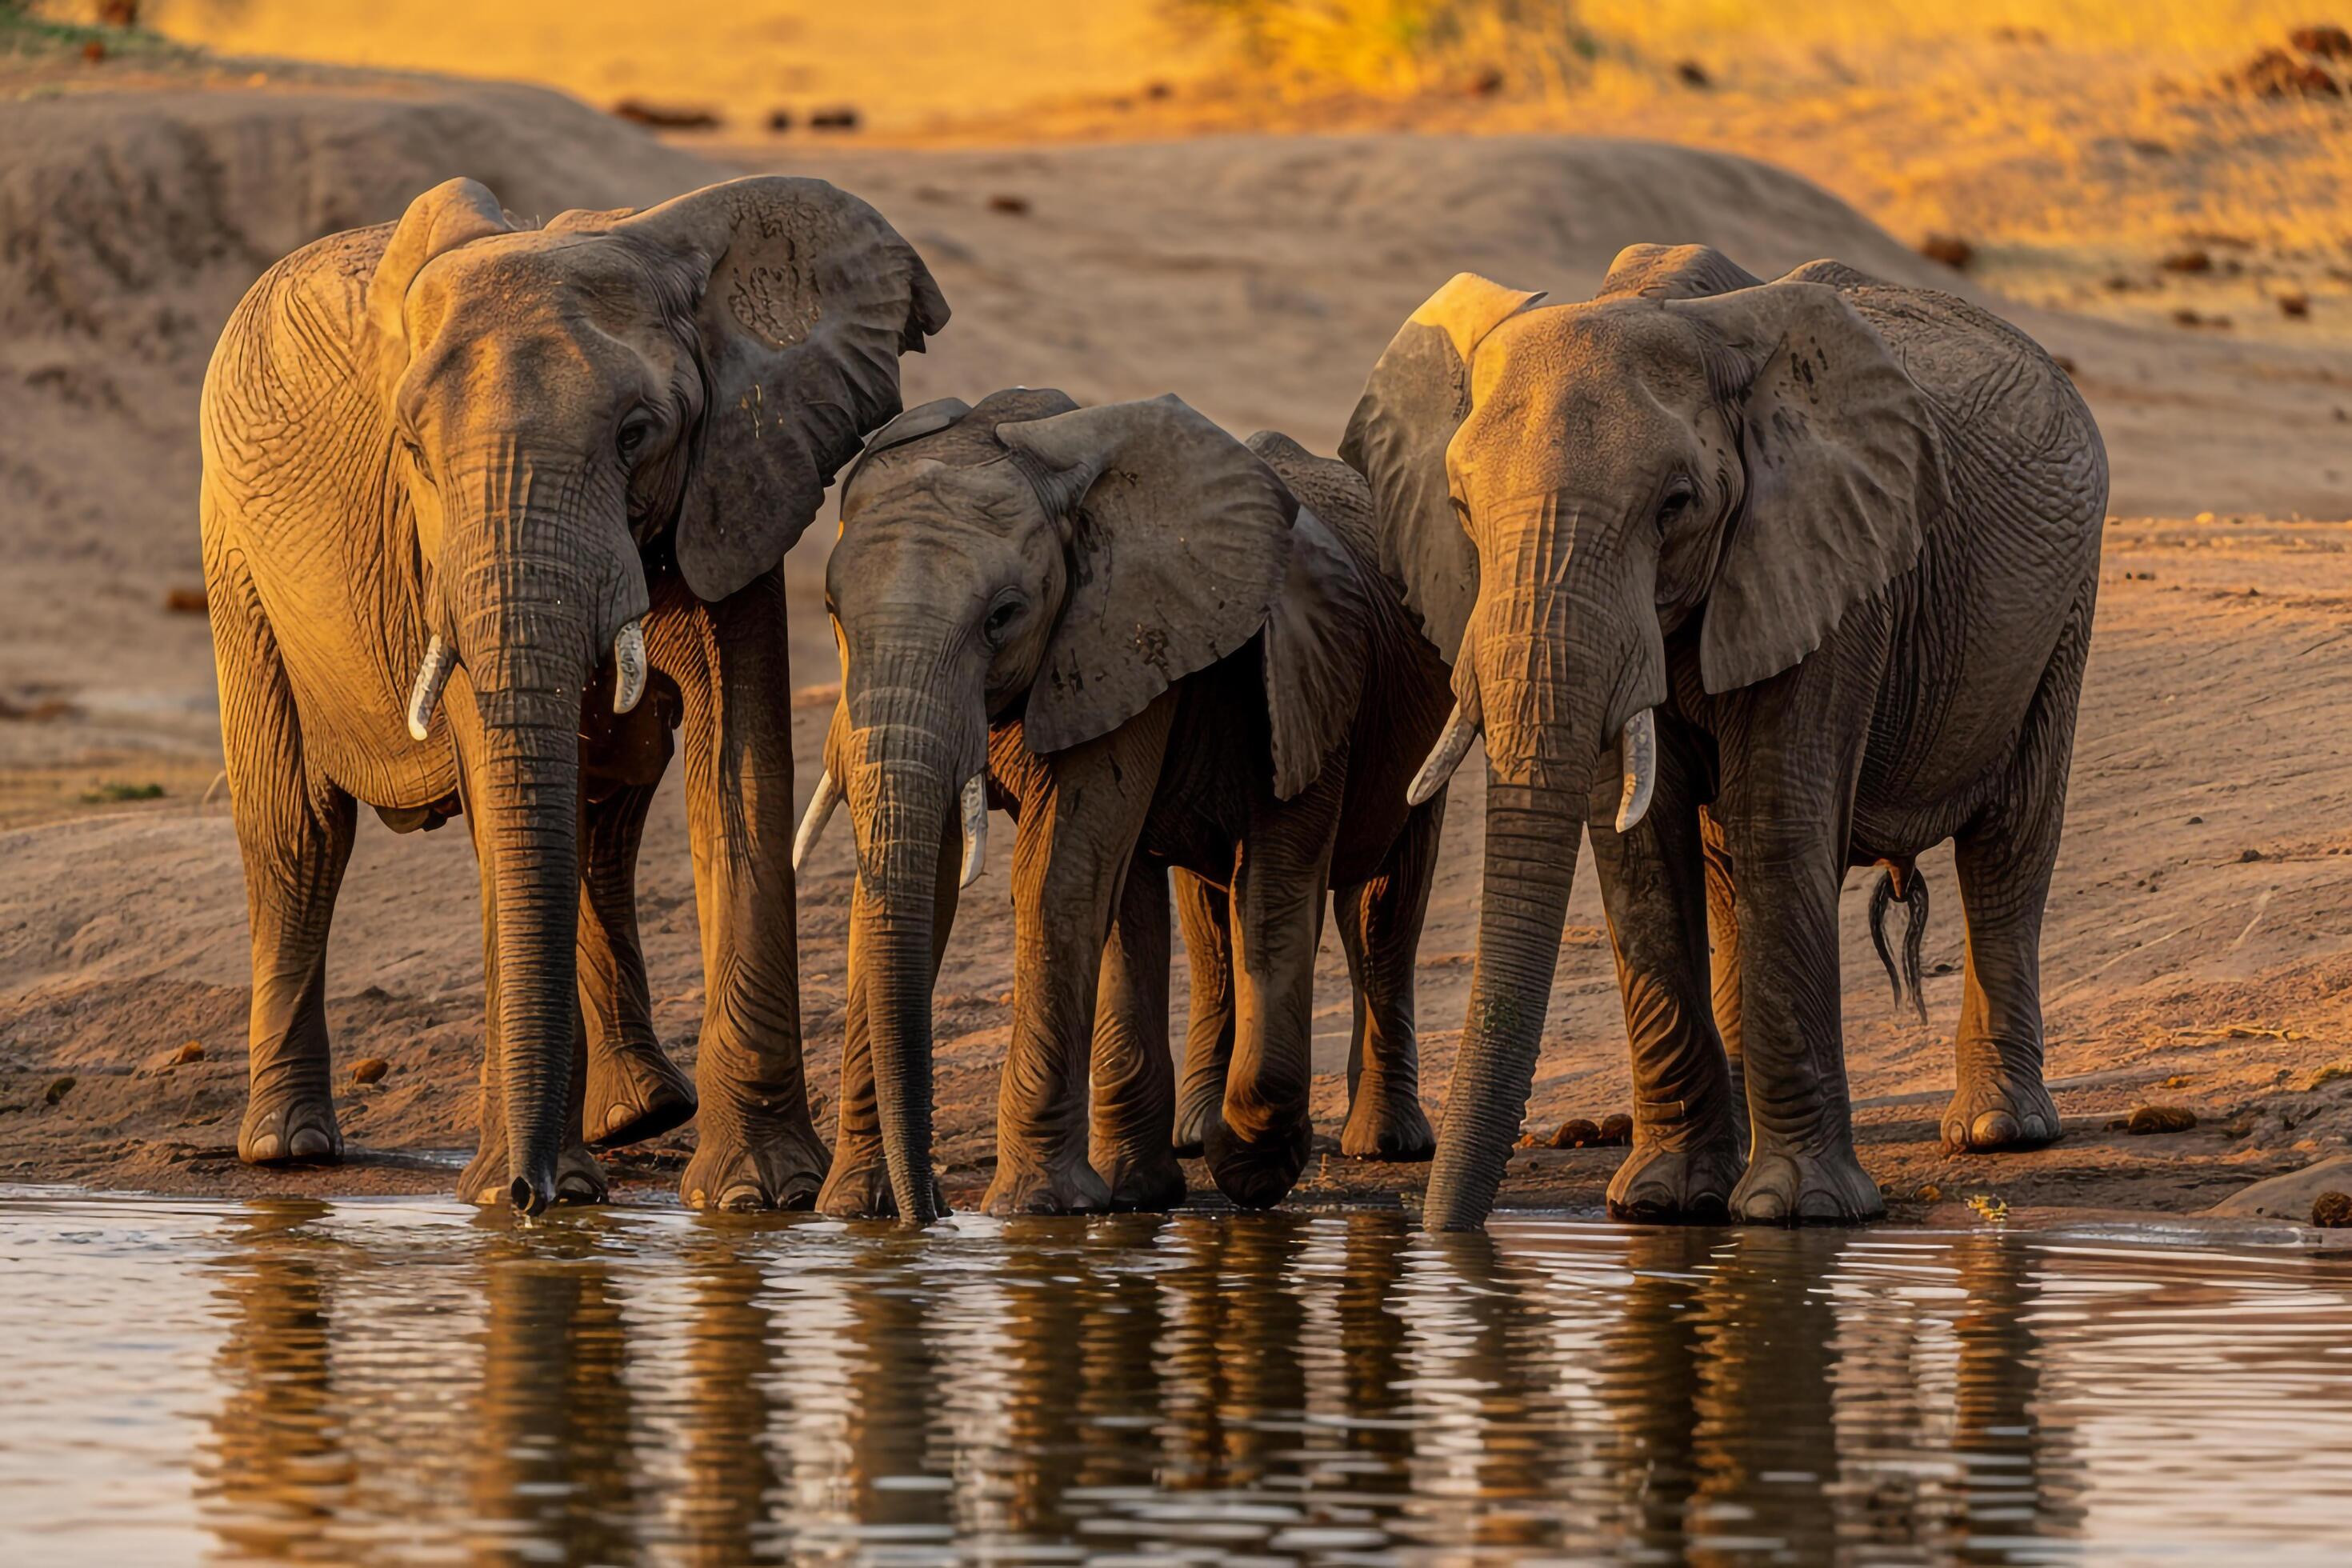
[795, 391, 1362, 1222]
[1342, 246, 1945, 1229]
[369, 175, 946, 1212]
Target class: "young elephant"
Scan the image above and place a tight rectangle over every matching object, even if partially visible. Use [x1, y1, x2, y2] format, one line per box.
[793, 390, 1452, 1219]
[200, 175, 945, 1214]
[1346, 246, 2106, 1229]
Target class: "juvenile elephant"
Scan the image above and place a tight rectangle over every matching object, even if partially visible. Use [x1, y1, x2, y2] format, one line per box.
[1345, 246, 2106, 1229]
[793, 390, 1453, 1219]
[200, 175, 946, 1213]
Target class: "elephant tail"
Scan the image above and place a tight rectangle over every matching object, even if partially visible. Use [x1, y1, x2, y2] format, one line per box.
[1867, 860, 1930, 1025]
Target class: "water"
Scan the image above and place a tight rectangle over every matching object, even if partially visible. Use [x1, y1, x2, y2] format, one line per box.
[2, 1192, 2350, 1563]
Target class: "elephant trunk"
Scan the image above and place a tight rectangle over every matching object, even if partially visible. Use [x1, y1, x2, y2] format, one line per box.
[852, 751, 954, 1224]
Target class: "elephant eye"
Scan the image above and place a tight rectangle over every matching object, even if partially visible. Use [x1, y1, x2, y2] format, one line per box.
[982, 598, 1025, 644]
[616, 414, 654, 461]
[1657, 480, 1696, 527]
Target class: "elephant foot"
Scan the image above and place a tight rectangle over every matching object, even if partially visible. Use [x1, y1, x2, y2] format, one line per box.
[458, 1139, 609, 1206]
[1202, 1113, 1311, 1210]
[1338, 1087, 1435, 1162]
[1939, 1071, 2061, 1154]
[1606, 1137, 1742, 1222]
[1095, 1143, 1186, 1212]
[1730, 1142, 1885, 1226]
[981, 1154, 1111, 1217]
[682, 1111, 827, 1213]
[238, 1084, 342, 1166]
[1171, 1087, 1221, 1160]
[814, 1133, 947, 1220]
[585, 1039, 698, 1150]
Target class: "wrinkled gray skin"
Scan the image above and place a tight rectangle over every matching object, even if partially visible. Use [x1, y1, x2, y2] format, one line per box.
[1345, 246, 2106, 1230]
[798, 390, 1453, 1220]
[199, 175, 945, 1214]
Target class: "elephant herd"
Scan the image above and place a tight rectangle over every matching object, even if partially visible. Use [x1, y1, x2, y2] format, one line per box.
[198, 174, 2107, 1229]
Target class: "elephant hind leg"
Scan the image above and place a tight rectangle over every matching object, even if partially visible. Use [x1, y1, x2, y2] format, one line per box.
[577, 779, 697, 1150]
[1090, 858, 1186, 1210]
[1942, 590, 2090, 1154]
[210, 542, 354, 1167]
[1335, 795, 1440, 1162]
[1170, 870, 1234, 1158]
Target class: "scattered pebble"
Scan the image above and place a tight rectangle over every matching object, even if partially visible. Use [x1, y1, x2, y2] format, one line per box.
[2279, 291, 2312, 319]
[1550, 1117, 1602, 1149]
[986, 194, 1032, 216]
[1598, 1113, 1634, 1146]
[2314, 1190, 2352, 1227]
[163, 586, 207, 614]
[1918, 233, 1974, 270]
[766, 109, 794, 133]
[1675, 60, 1712, 88]
[170, 1041, 204, 1066]
[2187, 814, 2204, 823]
[2124, 1104, 2198, 1134]
[2240, 847, 2265, 862]
[610, 99, 722, 130]
[351, 1058, 390, 1085]
[2162, 248, 2214, 274]
[2173, 308, 2232, 329]
[44, 1076, 75, 1106]
[1145, 81, 1174, 100]
[809, 106, 862, 131]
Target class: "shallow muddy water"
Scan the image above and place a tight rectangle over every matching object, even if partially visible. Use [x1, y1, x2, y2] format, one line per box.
[2, 1192, 2350, 1562]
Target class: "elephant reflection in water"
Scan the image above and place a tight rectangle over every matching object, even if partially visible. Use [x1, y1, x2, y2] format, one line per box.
[468, 1226, 643, 1561]
[1598, 1230, 2078, 1563]
[671, 1238, 790, 1564]
[1158, 1214, 1314, 1493]
[201, 1202, 355, 1559]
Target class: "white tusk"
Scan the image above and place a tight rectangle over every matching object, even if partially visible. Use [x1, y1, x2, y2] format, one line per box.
[958, 772, 988, 889]
[406, 634, 454, 742]
[1614, 708, 1656, 834]
[793, 770, 841, 871]
[1408, 700, 1479, 807]
[611, 620, 647, 715]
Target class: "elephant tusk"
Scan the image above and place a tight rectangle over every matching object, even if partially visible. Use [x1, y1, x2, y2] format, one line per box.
[405, 634, 454, 742]
[1408, 699, 1479, 807]
[1614, 707, 1657, 834]
[793, 770, 841, 872]
[612, 620, 647, 715]
[959, 772, 988, 889]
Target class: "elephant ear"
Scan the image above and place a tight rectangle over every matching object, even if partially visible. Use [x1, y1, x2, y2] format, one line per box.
[1670, 281, 1947, 693]
[613, 176, 950, 602]
[997, 394, 1297, 756]
[1595, 242, 1762, 301]
[365, 178, 513, 393]
[1338, 273, 1545, 665]
[1248, 429, 1375, 797]
[839, 396, 973, 504]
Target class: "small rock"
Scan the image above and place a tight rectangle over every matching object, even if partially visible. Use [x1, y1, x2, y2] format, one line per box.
[2162, 248, 2214, 274]
[350, 1058, 390, 1085]
[610, 99, 722, 130]
[2280, 291, 2312, 318]
[1675, 59, 1711, 88]
[1598, 1113, 1634, 1146]
[2188, 814, 2204, 823]
[2290, 24, 2352, 58]
[170, 1041, 204, 1066]
[766, 108, 794, 132]
[2314, 1190, 2352, 1227]
[1918, 233, 1975, 270]
[986, 194, 1032, 216]
[1146, 80, 1174, 100]
[2126, 1104, 2198, 1134]
[163, 586, 207, 614]
[1915, 1183, 1943, 1202]
[2173, 308, 2232, 329]
[44, 1075, 75, 1106]
[1550, 1117, 1602, 1150]
[809, 106, 862, 131]
[2240, 847, 2265, 862]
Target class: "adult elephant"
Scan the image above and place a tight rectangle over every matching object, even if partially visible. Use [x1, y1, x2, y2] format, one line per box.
[1344, 246, 2106, 1229]
[793, 390, 1452, 1220]
[200, 174, 946, 1214]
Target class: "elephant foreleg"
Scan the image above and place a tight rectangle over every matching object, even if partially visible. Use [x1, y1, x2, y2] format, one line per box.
[1587, 726, 1742, 1221]
[211, 542, 354, 1166]
[659, 573, 830, 1211]
[817, 814, 960, 1219]
[1334, 793, 1440, 1162]
[1204, 754, 1344, 1209]
[1170, 870, 1234, 1157]
[1090, 858, 1186, 1210]
[577, 779, 698, 1150]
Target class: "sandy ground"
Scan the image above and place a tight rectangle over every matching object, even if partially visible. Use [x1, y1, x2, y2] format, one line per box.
[3, 27, 2350, 1223]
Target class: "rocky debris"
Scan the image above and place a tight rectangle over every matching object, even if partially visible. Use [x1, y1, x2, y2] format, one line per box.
[766, 109, 794, 133]
[2314, 1190, 2352, 1227]
[1918, 233, 1974, 270]
[986, 194, 1032, 216]
[809, 106, 862, 132]
[170, 1041, 202, 1066]
[610, 99, 722, 130]
[1547, 1114, 1633, 1149]
[1675, 60, 1712, 89]
[2280, 291, 2313, 318]
[1598, 1113, 1633, 1145]
[350, 1057, 390, 1085]
[44, 1076, 75, 1106]
[2120, 1104, 2198, 1134]
[2162, 248, 2214, 274]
